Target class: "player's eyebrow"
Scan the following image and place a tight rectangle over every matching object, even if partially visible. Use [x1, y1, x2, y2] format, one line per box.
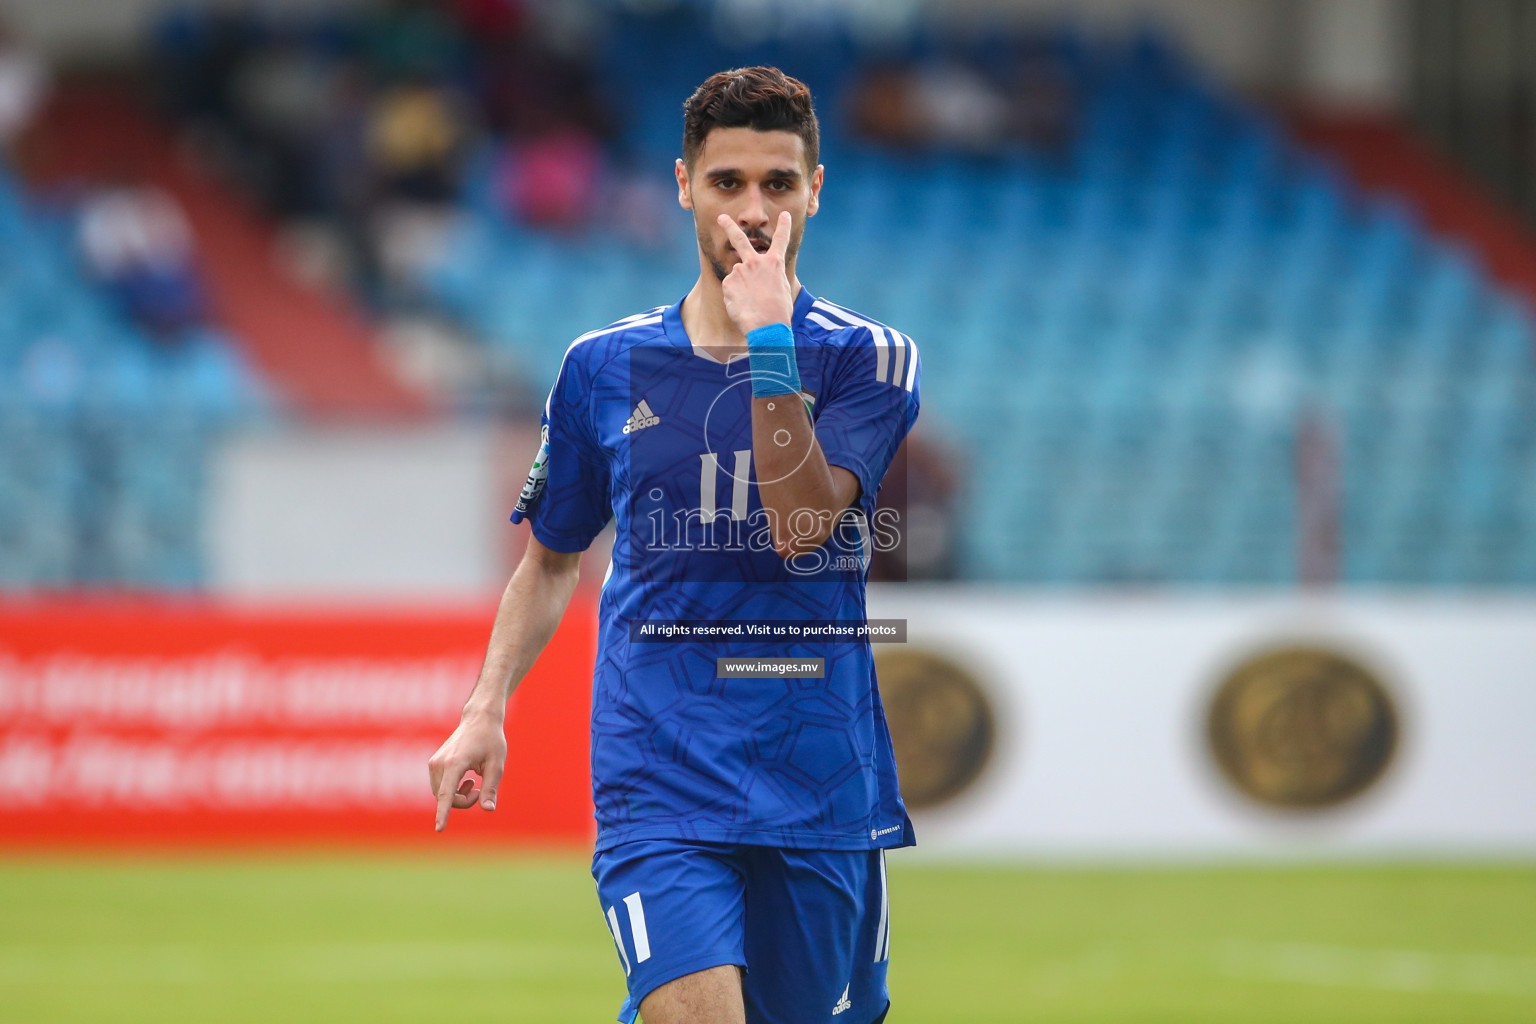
[704, 167, 803, 183]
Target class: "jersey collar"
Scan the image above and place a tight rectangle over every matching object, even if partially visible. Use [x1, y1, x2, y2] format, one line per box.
[664, 286, 817, 364]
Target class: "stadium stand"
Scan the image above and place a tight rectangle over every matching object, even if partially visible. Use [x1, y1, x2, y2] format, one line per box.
[0, 158, 270, 588]
[29, 84, 425, 419]
[12, 6, 1535, 589]
[417, 15, 1536, 587]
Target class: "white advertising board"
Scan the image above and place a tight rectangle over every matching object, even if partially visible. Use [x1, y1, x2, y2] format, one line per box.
[866, 588, 1536, 858]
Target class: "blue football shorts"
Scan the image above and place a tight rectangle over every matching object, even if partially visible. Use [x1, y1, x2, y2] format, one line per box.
[591, 839, 893, 1024]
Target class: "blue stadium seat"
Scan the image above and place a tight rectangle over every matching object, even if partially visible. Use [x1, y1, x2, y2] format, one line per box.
[0, 154, 276, 589]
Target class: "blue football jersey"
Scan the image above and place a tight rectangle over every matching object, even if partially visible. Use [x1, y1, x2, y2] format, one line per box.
[511, 288, 920, 852]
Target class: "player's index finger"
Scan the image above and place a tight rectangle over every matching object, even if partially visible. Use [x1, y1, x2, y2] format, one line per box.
[718, 215, 756, 260]
[768, 210, 791, 259]
[434, 768, 460, 831]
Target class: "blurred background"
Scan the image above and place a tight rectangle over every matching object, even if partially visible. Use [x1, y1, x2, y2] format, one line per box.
[0, 0, 1533, 1021]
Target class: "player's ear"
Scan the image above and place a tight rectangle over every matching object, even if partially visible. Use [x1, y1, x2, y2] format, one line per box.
[676, 158, 692, 211]
[807, 164, 824, 217]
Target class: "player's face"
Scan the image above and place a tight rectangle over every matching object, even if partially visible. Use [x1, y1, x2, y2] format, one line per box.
[677, 128, 823, 282]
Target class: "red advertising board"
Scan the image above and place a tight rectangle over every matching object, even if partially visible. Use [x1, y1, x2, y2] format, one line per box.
[0, 595, 598, 849]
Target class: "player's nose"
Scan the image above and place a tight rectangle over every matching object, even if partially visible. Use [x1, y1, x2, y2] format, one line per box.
[738, 185, 769, 230]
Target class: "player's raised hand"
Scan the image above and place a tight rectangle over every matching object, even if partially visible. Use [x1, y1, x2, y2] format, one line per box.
[719, 210, 794, 335]
[426, 710, 507, 832]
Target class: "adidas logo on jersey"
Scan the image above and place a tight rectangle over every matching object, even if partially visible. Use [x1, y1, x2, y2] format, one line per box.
[622, 400, 660, 434]
[832, 985, 852, 1015]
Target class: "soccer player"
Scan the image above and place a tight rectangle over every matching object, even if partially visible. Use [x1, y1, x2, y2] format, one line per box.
[428, 66, 920, 1024]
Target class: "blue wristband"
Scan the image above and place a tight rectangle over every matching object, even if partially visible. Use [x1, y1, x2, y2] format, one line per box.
[746, 322, 801, 398]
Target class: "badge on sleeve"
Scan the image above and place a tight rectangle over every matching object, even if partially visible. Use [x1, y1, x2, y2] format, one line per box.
[513, 423, 551, 519]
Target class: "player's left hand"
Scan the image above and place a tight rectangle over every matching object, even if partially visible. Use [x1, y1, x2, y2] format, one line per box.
[426, 709, 507, 832]
[719, 210, 794, 335]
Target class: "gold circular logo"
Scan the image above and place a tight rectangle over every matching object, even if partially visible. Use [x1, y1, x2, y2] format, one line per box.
[876, 648, 996, 810]
[1207, 645, 1399, 810]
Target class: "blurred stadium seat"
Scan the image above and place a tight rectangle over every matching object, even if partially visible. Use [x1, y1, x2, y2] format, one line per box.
[0, 161, 271, 589]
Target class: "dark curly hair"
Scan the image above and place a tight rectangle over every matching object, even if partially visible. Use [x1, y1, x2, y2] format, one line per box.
[682, 66, 819, 171]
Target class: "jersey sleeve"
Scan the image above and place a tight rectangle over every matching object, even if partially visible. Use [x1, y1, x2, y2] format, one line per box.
[813, 326, 921, 500]
[509, 345, 612, 552]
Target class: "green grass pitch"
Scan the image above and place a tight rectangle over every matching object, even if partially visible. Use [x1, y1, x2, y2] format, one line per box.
[1, 855, 1532, 1022]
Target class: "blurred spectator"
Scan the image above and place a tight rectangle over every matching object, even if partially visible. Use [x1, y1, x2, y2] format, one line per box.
[313, 62, 375, 219]
[846, 64, 919, 149]
[909, 62, 1014, 153]
[848, 50, 1077, 157]
[495, 128, 602, 229]
[150, 9, 253, 138]
[145, 1, 620, 311]
[848, 61, 1011, 154]
[366, 78, 469, 304]
[368, 80, 466, 204]
[231, 33, 338, 217]
[78, 172, 207, 338]
[0, 22, 48, 155]
[310, 61, 379, 296]
[478, 30, 609, 141]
